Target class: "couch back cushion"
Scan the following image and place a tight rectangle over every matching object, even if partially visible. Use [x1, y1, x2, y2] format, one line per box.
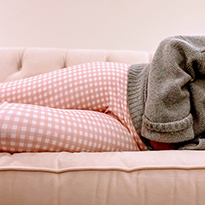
[0, 48, 152, 82]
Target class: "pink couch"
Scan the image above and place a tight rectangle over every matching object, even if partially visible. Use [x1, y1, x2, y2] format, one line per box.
[0, 48, 205, 205]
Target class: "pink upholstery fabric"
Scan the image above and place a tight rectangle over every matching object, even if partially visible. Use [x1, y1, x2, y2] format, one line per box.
[0, 62, 147, 152]
[1, 151, 205, 205]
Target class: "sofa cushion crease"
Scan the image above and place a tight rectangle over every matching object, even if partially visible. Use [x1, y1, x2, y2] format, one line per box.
[1, 151, 205, 172]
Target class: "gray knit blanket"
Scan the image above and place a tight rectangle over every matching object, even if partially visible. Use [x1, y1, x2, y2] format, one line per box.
[127, 35, 205, 150]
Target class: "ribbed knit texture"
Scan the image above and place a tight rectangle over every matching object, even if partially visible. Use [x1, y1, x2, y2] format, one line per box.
[127, 35, 205, 149]
[127, 64, 148, 134]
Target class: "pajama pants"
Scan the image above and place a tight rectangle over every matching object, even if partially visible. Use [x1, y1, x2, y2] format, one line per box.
[0, 62, 147, 153]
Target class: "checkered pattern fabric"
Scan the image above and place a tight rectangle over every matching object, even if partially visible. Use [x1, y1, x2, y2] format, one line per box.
[0, 62, 147, 152]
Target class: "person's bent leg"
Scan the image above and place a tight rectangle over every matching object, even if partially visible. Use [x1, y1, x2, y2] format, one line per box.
[0, 62, 147, 151]
[0, 102, 139, 152]
[0, 62, 117, 111]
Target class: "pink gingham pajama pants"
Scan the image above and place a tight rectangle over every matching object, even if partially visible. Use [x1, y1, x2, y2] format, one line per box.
[0, 62, 147, 152]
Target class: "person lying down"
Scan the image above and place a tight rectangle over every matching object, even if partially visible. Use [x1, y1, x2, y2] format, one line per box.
[0, 35, 205, 152]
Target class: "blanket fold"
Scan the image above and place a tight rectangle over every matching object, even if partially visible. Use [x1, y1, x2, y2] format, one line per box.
[127, 35, 205, 149]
